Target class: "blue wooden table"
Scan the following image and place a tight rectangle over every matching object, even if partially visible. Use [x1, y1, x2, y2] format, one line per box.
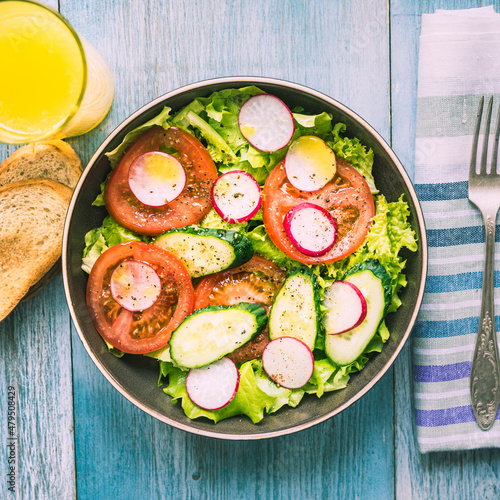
[1, 0, 500, 498]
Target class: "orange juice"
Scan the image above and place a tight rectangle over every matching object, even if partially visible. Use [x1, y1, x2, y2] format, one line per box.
[0, 1, 113, 144]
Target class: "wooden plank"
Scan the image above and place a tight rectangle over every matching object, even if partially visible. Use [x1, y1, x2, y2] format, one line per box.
[0, 277, 75, 499]
[63, 0, 394, 498]
[391, 0, 500, 498]
[0, 2, 77, 498]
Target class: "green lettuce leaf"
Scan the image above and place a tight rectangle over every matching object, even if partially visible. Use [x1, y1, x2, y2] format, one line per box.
[106, 106, 172, 168]
[170, 86, 263, 165]
[328, 123, 376, 193]
[81, 228, 108, 274]
[81, 216, 145, 273]
[226, 146, 285, 184]
[160, 359, 276, 423]
[104, 340, 125, 358]
[251, 359, 304, 413]
[303, 358, 350, 397]
[101, 216, 145, 246]
[293, 111, 334, 138]
[183, 110, 237, 164]
[91, 179, 107, 207]
[244, 224, 299, 269]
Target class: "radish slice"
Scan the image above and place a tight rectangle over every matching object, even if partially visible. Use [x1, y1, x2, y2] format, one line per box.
[128, 151, 186, 207]
[284, 202, 337, 256]
[323, 281, 368, 334]
[185, 357, 240, 410]
[262, 337, 314, 389]
[110, 260, 162, 312]
[238, 94, 295, 152]
[211, 170, 262, 223]
[284, 135, 336, 191]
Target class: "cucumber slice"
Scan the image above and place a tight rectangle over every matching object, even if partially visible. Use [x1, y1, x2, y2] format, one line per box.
[154, 226, 253, 278]
[269, 270, 320, 350]
[324, 260, 392, 366]
[349, 259, 392, 310]
[170, 303, 267, 369]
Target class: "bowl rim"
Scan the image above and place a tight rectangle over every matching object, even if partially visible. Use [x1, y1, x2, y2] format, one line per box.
[62, 76, 428, 440]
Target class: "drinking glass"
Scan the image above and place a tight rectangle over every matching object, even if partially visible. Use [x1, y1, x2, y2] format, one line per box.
[0, 0, 114, 144]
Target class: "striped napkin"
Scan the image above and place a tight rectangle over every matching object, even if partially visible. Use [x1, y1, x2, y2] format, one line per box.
[413, 5, 500, 453]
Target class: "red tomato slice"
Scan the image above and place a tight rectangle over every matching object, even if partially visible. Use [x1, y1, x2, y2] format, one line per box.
[194, 255, 286, 363]
[105, 126, 218, 236]
[86, 241, 194, 354]
[263, 159, 375, 264]
[194, 255, 286, 310]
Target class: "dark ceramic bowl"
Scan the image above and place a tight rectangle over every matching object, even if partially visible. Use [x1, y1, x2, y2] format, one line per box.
[62, 77, 427, 440]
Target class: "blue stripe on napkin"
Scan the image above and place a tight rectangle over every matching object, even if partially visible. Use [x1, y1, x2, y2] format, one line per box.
[414, 362, 471, 382]
[426, 226, 498, 247]
[415, 181, 467, 201]
[414, 406, 495, 427]
[426, 272, 500, 293]
[413, 317, 500, 339]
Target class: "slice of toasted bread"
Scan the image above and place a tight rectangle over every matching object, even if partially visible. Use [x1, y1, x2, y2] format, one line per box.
[0, 140, 82, 189]
[0, 179, 73, 321]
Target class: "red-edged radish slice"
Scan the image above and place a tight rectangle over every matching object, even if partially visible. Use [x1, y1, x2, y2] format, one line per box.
[110, 260, 162, 312]
[128, 151, 186, 207]
[211, 170, 262, 223]
[185, 357, 240, 410]
[262, 337, 314, 389]
[284, 202, 337, 256]
[323, 281, 368, 334]
[284, 135, 336, 191]
[238, 94, 295, 152]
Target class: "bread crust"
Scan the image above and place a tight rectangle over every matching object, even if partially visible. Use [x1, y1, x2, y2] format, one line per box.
[0, 139, 82, 189]
[0, 179, 73, 321]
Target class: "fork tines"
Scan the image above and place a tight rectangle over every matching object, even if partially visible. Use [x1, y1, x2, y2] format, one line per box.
[470, 95, 500, 177]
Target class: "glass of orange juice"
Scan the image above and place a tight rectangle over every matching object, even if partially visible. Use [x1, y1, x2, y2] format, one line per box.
[0, 0, 114, 144]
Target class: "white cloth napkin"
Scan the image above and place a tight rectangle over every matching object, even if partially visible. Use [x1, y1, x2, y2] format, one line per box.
[413, 5, 500, 453]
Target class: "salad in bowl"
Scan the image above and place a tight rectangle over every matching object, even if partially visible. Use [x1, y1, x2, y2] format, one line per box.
[63, 78, 426, 439]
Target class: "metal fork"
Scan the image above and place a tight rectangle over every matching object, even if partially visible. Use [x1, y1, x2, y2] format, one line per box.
[469, 96, 500, 431]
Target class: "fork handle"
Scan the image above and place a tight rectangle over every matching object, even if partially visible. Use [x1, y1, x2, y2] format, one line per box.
[470, 209, 500, 430]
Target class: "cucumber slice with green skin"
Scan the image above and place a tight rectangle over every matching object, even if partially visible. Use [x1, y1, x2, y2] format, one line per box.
[268, 269, 320, 350]
[169, 302, 268, 369]
[324, 260, 392, 366]
[154, 226, 254, 278]
[348, 259, 392, 311]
